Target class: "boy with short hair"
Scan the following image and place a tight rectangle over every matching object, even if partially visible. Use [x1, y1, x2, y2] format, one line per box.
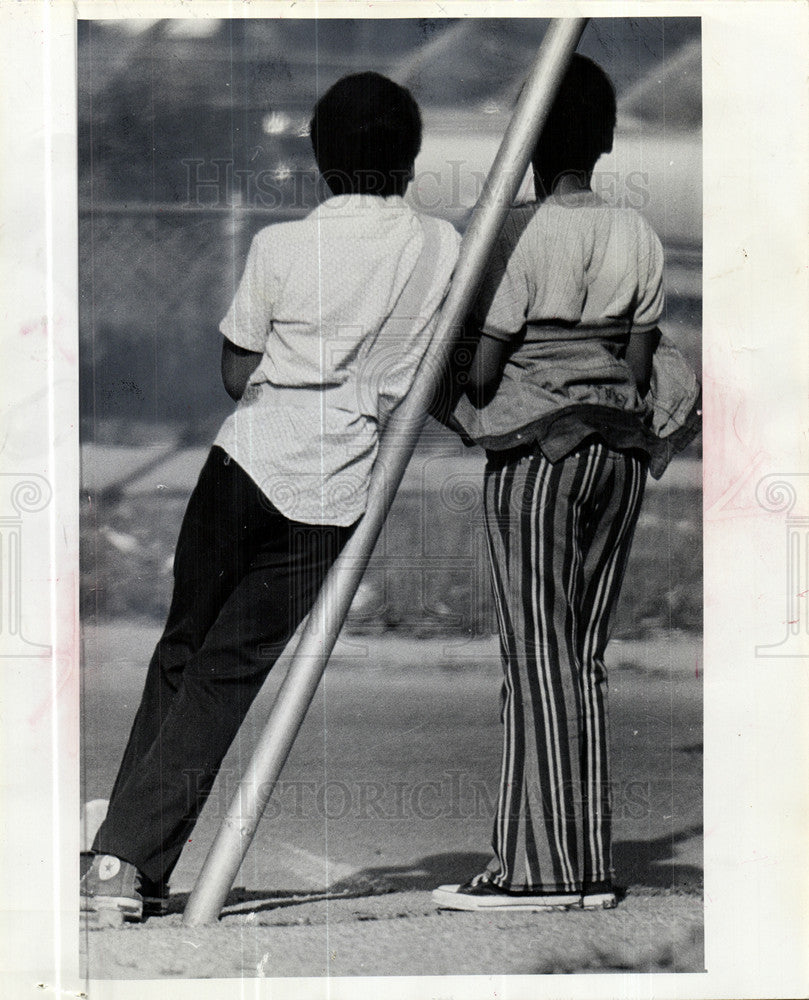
[433, 55, 699, 912]
[82, 71, 460, 921]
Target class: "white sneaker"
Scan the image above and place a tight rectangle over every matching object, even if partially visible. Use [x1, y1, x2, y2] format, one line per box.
[581, 884, 622, 909]
[432, 873, 581, 912]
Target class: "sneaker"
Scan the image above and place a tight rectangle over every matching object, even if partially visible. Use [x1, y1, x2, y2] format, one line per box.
[432, 873, 581, 912]
[80, 852, 143, 923]
[81, 851, 170, 917]
[581, 881, 624, 910]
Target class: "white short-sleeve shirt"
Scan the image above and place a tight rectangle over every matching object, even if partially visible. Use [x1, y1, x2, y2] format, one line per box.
[214, 194, 460, 525]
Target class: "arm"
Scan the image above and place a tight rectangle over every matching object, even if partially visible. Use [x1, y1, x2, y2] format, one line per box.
[221, 338, 262, 401]
[625, 326, 661, 399]
[629, 224, 665, 398]
[426, 320, 480, 425]
[219, 231, 272, 400]
[466, 332, 508, 408]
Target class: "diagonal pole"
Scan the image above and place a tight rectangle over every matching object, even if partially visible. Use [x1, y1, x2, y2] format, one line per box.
[183, 17, 588, 926]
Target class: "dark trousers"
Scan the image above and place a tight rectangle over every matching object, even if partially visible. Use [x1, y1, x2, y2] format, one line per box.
[93, 446, 355, 883]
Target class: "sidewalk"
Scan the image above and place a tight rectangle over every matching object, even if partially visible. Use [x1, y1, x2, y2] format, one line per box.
[83, 886, 703, 979]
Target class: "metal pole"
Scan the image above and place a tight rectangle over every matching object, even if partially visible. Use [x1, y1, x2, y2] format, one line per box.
[183, 17, 588, 926]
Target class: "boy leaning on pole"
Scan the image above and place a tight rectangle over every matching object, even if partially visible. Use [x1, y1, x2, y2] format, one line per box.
[81, 72, 460, 923]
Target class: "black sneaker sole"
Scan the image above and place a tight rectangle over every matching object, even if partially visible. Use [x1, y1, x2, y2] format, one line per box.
[142, 895, 169, 917]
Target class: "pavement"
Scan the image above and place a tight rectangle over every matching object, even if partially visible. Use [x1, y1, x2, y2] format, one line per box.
[82, 889, 703, 979]
[80, 625, 703, 980]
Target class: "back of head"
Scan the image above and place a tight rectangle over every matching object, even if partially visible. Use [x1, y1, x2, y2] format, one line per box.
[532, 54, 616, 198]
[310, 72, 422, 198]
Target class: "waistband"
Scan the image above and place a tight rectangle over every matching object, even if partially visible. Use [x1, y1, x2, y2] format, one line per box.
[524, 321, 631, 342]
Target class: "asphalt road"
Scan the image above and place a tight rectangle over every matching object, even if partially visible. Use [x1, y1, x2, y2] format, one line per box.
[81, 625, 702, 979]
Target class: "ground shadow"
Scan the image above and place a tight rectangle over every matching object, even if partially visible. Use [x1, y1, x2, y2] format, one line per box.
[327, 828, 705, 896]
[329, 850, 493, 895]
[155, 851, 490, 920]
[155, 884, 395, 919]
[156, 831, 702, 921]
[613, 823, 703, 889]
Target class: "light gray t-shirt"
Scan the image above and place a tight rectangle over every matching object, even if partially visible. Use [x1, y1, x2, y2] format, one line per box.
[476, 189, 664, 340]
[452, 191, 668, 450]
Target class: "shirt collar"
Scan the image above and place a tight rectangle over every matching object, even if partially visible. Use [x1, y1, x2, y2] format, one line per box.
[317, 192, 408, 214]
[544, 189, 605, 209]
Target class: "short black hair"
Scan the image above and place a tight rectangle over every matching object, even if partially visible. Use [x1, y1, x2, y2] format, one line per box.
[531, 54, 616, 198]
[309, 72, 422, 198]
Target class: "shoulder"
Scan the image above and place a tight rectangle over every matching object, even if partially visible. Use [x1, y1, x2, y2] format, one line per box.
[411, 211, 461, 265]
[622, 209, 665, 276]
[247, 215, 320, 274]
[502, 202, 542, 241]
[484, 204, 542, 265]
[578, 203, 664, 271]
[251, 215, 310, 250]
[610, 205, 663, 249]
[412, 211, 460, 242]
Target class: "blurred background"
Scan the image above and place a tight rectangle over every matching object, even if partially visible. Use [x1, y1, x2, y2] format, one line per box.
[79, 17, 702, 638]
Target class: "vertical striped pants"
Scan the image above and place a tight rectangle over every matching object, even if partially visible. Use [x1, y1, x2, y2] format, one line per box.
[483, 440, 647, 892]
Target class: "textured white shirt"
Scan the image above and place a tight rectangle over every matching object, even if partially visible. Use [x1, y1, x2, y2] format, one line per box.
[214, 194, 460, 525]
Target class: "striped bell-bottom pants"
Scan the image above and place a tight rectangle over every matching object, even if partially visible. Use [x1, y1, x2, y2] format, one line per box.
[483, 440, 648, 892]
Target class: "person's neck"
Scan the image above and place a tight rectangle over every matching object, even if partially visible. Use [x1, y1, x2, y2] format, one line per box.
[552, 172, 593, 197]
